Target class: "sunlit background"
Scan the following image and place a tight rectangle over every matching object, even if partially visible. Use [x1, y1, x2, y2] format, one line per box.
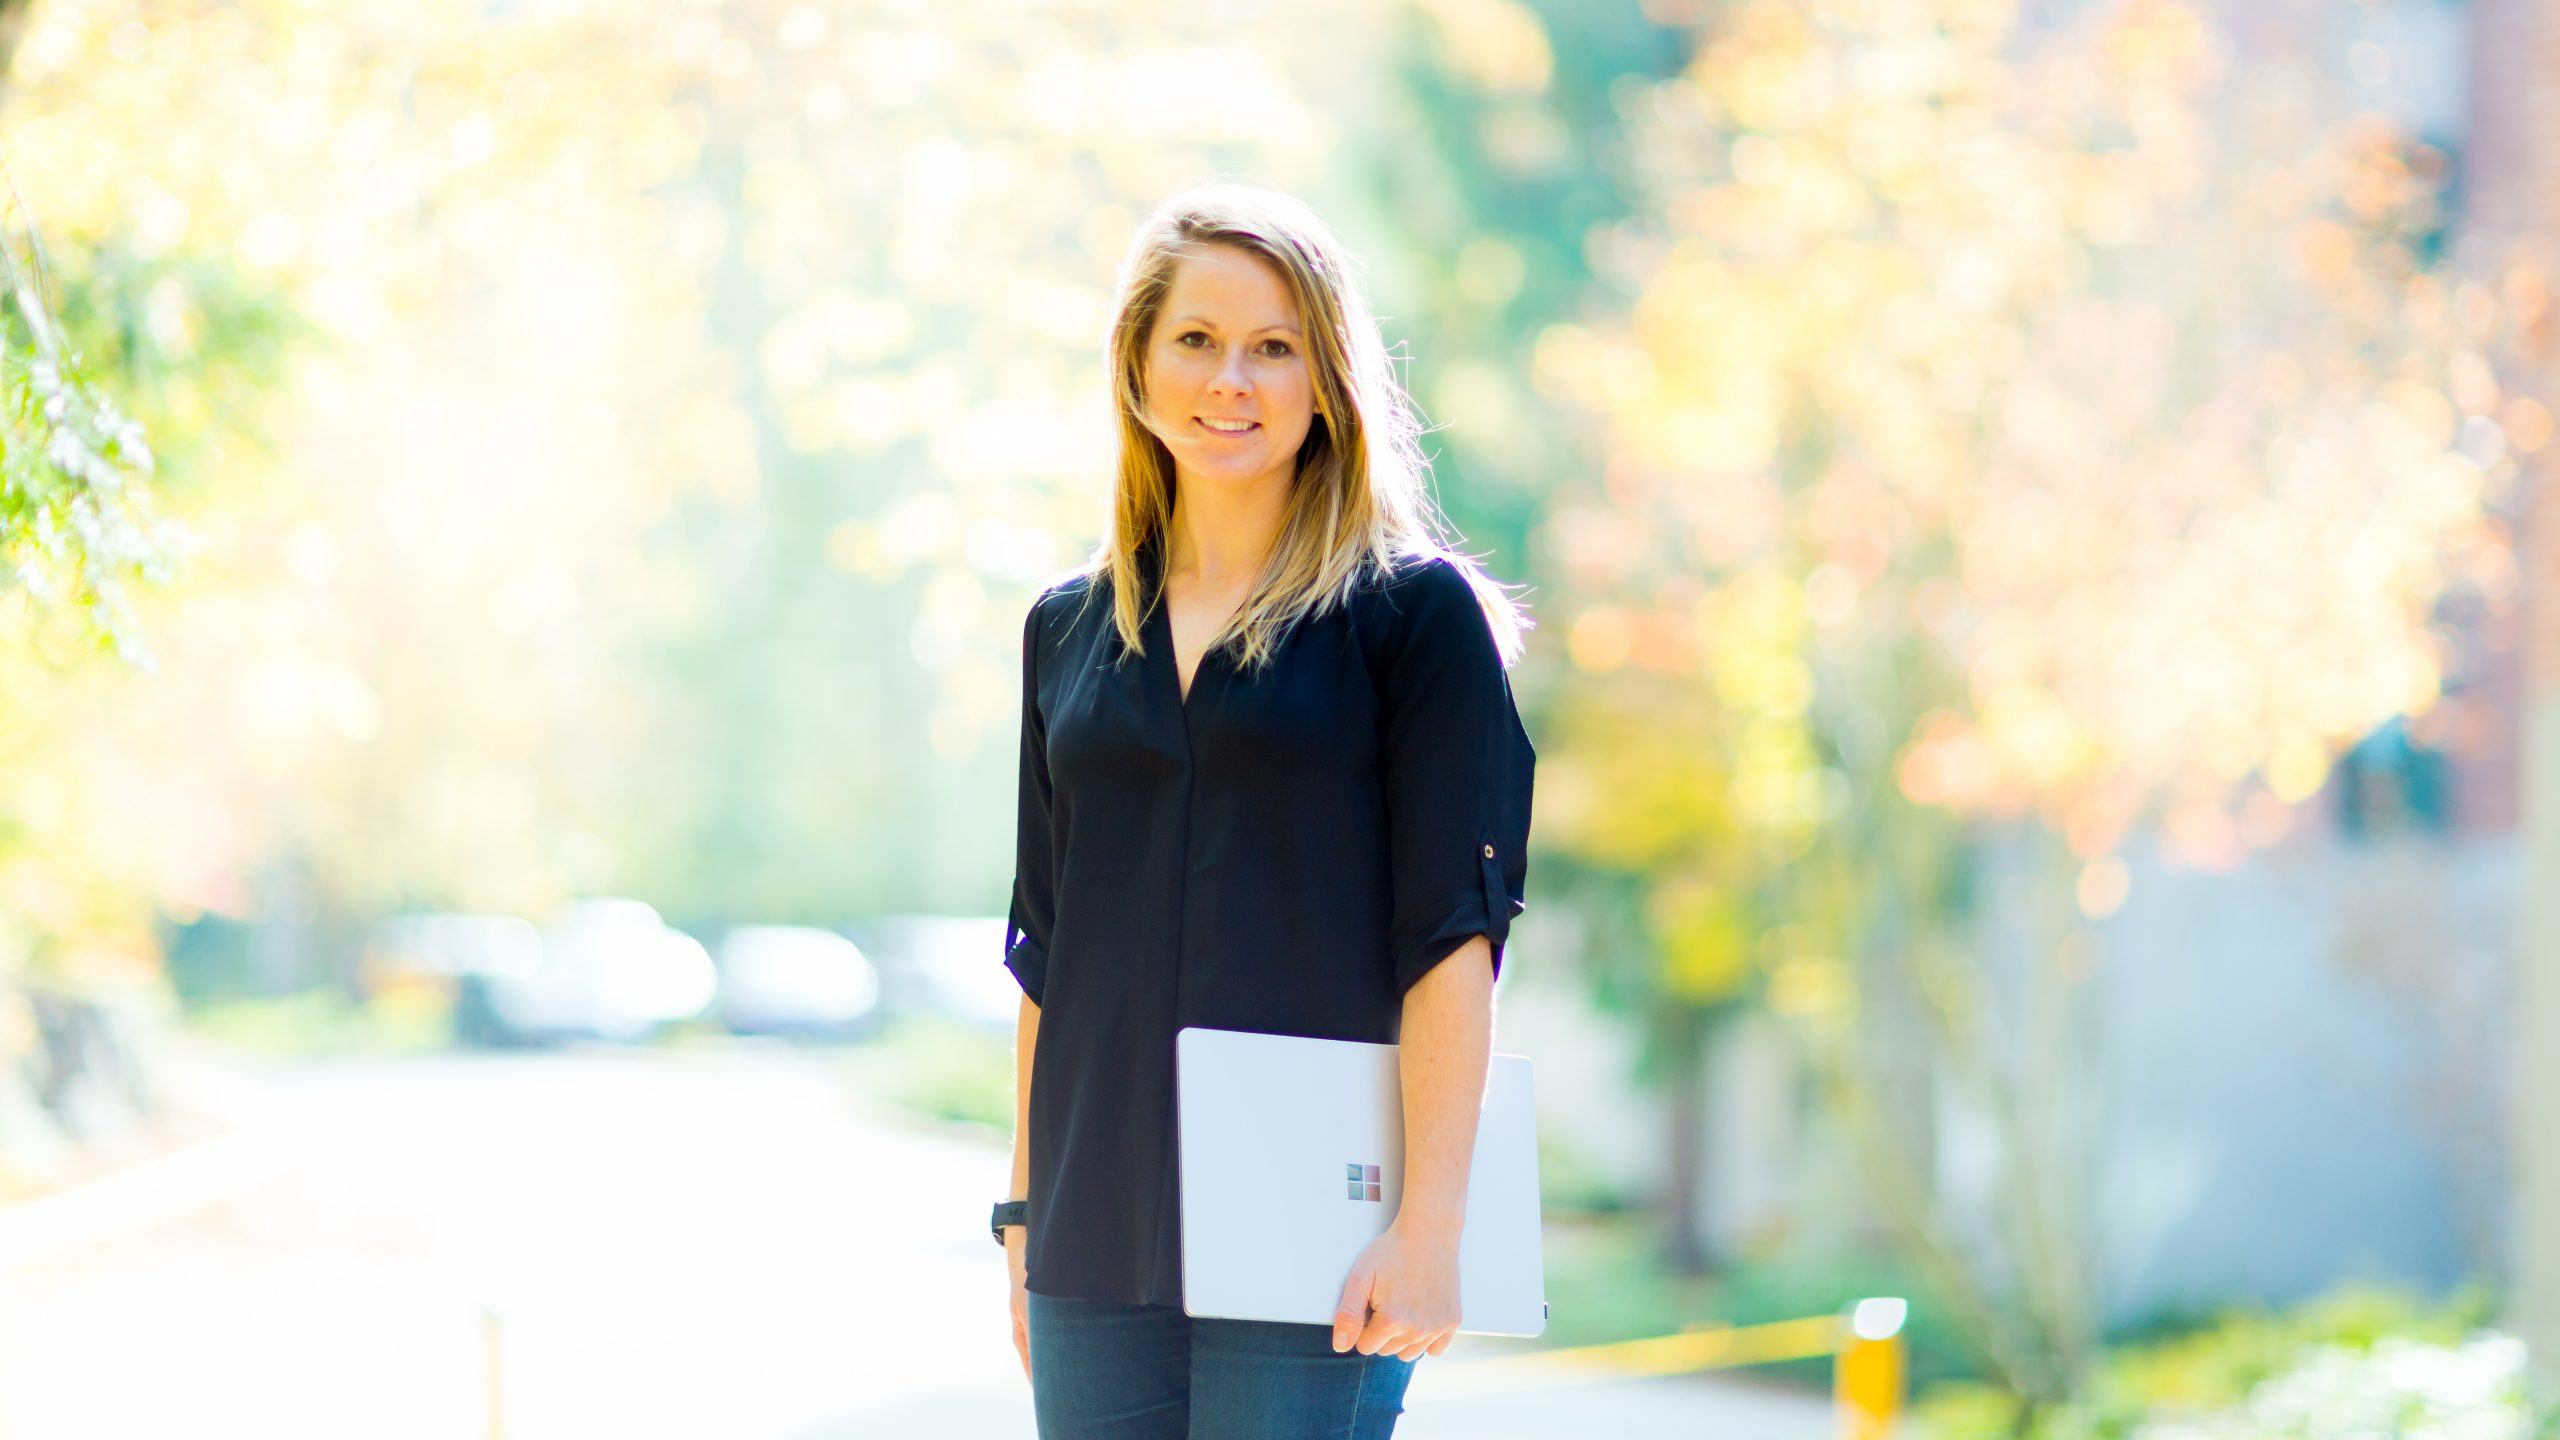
[2, 0, 2553, 1435]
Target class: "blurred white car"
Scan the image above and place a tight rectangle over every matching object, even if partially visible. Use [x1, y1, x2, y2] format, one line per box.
[714, 926, 880, 1037]
[855, 914, 1021, 1032]
[461, 898, 716, 1046]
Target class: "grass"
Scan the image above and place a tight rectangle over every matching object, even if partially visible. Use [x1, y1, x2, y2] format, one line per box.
[842, 1013, 1015, 1134]
[1538, 1212, 1979, 1393]
[183, 987, 453, 1057]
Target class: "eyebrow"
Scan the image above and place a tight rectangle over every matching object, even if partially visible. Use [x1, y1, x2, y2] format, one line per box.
[1167, 314, 1303, 338]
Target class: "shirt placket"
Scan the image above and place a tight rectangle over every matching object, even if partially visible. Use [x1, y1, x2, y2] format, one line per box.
[1152, 596, 1213, 1303]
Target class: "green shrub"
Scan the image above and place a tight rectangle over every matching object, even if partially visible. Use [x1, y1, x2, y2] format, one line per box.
[1917, 1284, 2545, 1440]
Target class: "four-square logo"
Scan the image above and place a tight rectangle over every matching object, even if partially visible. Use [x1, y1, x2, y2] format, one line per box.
[1345, 1163, 1381, 1201]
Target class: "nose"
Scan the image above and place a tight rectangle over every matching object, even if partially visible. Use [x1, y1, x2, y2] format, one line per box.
[1208, 344, 1253, 398]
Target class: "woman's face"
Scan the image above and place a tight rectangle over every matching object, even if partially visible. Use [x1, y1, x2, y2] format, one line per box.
[1141, 243, 1320, 501]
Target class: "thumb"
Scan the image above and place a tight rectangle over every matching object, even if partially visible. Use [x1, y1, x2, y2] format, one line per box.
[1331, 1263, 1373, 1353]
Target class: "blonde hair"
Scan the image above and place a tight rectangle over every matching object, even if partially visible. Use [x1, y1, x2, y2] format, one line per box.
[1091, 182, 1526, 669]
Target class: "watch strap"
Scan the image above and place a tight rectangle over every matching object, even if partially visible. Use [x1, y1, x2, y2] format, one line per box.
[990, 1199, 1028, 1245]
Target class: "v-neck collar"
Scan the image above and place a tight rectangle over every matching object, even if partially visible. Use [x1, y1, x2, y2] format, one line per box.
[1137, 537, 1214, 716]
[1145, 578, 1218, 714]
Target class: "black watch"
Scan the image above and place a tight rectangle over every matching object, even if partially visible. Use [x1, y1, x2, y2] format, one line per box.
[990, 1199, 1028, 1246]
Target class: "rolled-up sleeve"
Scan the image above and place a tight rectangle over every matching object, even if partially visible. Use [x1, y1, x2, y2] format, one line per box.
[1005, 594, 1056, 1004]
[1375, 557, 1536, 996]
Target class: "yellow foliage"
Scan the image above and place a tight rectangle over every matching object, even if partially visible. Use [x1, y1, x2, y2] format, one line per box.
[1548, 0, 2496, 875]
[1651, 880, 1755, 1005]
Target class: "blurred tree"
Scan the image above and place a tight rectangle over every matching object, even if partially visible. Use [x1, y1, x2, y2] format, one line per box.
[0, 212, 163, 661]
[0, 1, 306, 1191]
[0, 5, 300, 966]
[1525, 0, 2520, 1413]
[0, 231, 299, 987]
[0, 0, 1396, 978]
[1357, 0, 1777, 1268]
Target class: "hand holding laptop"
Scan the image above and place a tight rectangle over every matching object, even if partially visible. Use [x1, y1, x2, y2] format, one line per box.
[1329, 1221, 1462, 1358]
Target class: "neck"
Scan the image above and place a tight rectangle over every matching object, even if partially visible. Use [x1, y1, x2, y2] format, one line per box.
[1165, 466, 1290, 590]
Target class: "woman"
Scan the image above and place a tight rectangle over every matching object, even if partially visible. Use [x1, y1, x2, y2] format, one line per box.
[997, 182, 1535, 1439]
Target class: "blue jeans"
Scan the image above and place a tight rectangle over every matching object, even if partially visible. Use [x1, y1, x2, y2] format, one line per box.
[1026, 1293, 1415, 1438]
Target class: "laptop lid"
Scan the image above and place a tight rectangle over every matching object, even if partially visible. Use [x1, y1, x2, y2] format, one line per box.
[1174, 1026, 1546, 1337]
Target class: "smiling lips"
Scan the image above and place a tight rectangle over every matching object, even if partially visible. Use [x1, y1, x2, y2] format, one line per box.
[1197, 417, 1259, 434]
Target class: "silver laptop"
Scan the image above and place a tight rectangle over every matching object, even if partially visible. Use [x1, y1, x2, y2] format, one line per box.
[1174, 1026, 1547, 1337]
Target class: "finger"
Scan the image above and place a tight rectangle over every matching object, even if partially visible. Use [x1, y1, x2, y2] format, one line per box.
[1331, 1269, 1374, 1353]
[1389, 1325, 1438, 1363]
[1355, 1315, 1414, 1357]
[1424, 1329, 1455, 1358]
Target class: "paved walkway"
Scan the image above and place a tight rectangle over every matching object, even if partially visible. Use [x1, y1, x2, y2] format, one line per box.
[0, 1045, 1832, 1439]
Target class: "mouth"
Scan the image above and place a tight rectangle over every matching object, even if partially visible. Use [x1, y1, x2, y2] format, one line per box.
[1195, 417, 1260, 436]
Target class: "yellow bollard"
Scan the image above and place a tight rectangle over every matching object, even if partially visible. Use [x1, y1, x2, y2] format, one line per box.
[484, 1306, 506, 1440]
[1835, 1297, 1906, 1440]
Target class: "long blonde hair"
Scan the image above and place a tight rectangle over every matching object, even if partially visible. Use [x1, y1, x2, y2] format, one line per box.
[1092, 182, 1526, 669]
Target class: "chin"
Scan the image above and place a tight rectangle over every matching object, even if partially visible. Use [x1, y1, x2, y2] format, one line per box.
[1180, 450, 1291, 487]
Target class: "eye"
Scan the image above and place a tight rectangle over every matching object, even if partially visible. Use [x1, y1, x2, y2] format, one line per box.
[1258, 339, 1294, 358]
[1175, 330, 1210, 348]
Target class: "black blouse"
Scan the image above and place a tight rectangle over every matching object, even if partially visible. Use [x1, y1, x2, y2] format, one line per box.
[1003, 544, 1536, 1306]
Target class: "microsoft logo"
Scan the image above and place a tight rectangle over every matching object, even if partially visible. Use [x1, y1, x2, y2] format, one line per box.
[1346, 1163, 1381, 1202]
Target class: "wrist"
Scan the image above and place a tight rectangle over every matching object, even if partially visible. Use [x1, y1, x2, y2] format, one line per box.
[1389, 1203, 1465, 1244]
